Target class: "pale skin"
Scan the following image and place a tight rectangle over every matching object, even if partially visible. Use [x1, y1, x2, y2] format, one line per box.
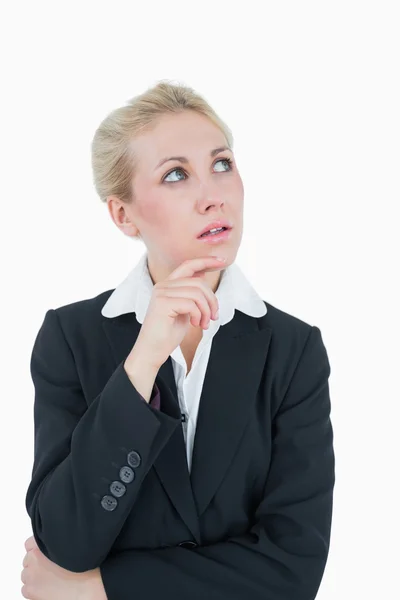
[21, 536, 106, 600]
[22, 109, 244, 598]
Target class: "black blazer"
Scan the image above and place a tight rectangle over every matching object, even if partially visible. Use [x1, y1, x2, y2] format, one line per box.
[25, 289, 335, 600]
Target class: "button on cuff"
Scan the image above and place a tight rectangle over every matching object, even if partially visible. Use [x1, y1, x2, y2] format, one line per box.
[119, 466, 135, 484]
[127, 450, 141, 469]
[110, 481, 127, 498]
[101, 495, 118, 512]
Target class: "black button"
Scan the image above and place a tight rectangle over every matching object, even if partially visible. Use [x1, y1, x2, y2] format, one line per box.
[178, 541, 198, 549]
[110, 481, 126, 498]
[127, 450, 141, 469]
[101, 495, 118, 511]
[119, 466, 135, 484]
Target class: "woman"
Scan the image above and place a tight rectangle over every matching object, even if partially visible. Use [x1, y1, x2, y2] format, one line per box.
[22, 81, 335, 600]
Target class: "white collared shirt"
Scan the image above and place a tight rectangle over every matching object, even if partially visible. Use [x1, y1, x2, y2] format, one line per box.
[101, 251, 267, 473]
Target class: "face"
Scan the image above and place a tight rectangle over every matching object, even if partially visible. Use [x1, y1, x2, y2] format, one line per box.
[107, 110, 244, 288]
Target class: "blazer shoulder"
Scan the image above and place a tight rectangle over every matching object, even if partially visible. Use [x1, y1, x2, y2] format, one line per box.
[51, 288, 114, 324]
[36, 289, 115, 350]
[259, 301, 330, 414]
[262, 300, 315, 336]
[260, 299, 327, 363]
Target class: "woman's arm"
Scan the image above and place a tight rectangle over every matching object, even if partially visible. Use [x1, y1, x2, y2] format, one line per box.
[97, 326, 335, 600]
[25, 308, 179, 573]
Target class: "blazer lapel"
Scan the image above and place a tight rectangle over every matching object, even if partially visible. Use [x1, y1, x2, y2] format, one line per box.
[189, 311, 272, 517]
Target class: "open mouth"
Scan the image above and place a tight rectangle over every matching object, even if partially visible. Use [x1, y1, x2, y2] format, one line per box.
[199, 227, 229, 238]
[197, 226, 232, 243]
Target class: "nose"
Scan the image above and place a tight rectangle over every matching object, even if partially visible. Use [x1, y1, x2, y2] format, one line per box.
[196, 181, 225, 212]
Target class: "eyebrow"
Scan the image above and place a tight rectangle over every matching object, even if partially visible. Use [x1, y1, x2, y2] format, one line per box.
[155, 146, 232, 170]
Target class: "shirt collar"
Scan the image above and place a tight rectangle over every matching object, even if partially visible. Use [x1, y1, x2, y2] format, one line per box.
[101, 250, 267, 325]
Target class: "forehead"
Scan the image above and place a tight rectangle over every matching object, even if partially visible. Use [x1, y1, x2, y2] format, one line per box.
[132, 111, 227, 166]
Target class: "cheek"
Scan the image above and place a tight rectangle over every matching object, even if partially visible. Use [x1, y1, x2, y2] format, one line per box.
[234, 173, 244, 196]
[138, 196, 188, 251]
[229, 176, 244, 210]
[138, 196, 168, 227]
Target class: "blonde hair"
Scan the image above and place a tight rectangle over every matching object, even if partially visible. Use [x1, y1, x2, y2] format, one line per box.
[90, 80, 234, 208]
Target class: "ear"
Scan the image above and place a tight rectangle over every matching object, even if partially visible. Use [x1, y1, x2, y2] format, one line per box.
[106, 196, 141, 238]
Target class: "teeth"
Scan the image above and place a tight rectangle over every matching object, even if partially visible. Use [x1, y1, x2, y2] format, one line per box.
[200, 226, 226, 237]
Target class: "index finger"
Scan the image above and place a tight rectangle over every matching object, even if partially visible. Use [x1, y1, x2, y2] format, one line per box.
[168, 257, 226, 281]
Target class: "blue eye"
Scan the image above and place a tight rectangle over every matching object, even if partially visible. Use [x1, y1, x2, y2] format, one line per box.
[162, 157, 233, 183]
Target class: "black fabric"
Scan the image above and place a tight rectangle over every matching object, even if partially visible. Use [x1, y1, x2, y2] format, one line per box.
[25, 291, 335, 600]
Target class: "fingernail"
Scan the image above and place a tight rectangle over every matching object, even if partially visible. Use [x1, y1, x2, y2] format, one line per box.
[215, 257, 226, 262]
[215, 310, 220, 320]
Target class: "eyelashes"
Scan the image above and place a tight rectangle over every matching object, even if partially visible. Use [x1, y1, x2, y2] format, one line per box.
[162, 157, 234, 184]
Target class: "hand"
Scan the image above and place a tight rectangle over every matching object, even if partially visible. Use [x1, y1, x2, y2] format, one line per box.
[126, 256, 226, 371]
[21, 535, 105, 600]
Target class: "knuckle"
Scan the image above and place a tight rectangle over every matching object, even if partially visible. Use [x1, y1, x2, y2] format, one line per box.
[30, 548, 40, 562]
[21, 584, 34, 600]
[192, 287, 204, 300]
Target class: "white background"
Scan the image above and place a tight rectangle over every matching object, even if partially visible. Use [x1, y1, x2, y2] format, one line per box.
[1, 1, 399, 598]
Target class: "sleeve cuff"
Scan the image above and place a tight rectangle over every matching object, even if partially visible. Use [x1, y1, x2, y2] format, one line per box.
[138, 382, 161, 410]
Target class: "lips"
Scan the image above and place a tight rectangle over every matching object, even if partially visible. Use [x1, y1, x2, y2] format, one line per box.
[197, 220, 233, 238]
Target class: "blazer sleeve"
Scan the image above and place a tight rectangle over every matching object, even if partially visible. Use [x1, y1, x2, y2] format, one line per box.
[25, 309, 180, 573]
[99, 325, 335, 600]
